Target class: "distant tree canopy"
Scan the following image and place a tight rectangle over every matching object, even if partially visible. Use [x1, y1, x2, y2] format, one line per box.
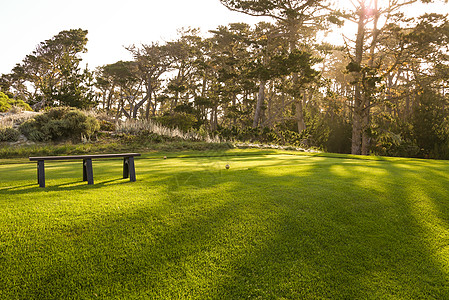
[2, 29, 96, 109]
[1, 2, 449, 159]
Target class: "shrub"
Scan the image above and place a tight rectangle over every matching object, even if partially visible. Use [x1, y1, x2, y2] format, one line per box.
[10, 100, 32, 112]
[64, 110, 99, 139]
[304, 113, 352, 154]
[0, 92, 12, 112]
[19, 107, 100, 142]
[157, 112, 198, 132]
[19, 119, 46, 142]
[99, 120, 116, 131]
[0, 91, 32, 112]
[0, 127, 21, 142]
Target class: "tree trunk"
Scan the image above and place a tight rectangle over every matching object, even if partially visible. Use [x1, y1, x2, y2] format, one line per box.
[253, 80, 266, 128]
[296, 98, 306, 134]
[361, 0, 379, 155]
[106, 86, 114, 112]
[115, 93, 124, 121]
[210, 107, 217, 131]
[361, 110, 370, 155]
[152, 90, 158, 117]
[133, 79, 151, 119]
[122, 107, 131, 119]
[352, 86, 363, 155]
[144, 91, 153, 120]
[214, 108, 218, 131]
[351, 4, 366, 155]
[286, 18, 308, 136]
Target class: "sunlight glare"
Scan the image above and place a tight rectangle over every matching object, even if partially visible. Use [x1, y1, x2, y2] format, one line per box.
[328, 0, 448, 45]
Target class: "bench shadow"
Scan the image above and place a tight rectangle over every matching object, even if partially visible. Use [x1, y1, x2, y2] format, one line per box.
[55, 178, 125, 188]
[0, 183, 37, 192]
[0, 178, 133, 195]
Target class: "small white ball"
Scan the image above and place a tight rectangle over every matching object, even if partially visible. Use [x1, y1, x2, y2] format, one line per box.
[225, 164, 230, 169]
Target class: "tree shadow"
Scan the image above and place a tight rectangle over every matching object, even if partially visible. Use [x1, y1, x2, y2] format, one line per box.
[187, 158, 449, 299]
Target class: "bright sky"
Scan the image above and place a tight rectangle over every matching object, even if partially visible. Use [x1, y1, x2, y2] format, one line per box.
[0, 0, 266, 75]
[0, 0, 447, 75]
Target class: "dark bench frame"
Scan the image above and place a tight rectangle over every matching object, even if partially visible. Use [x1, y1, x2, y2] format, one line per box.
[29, 153, 141, 188]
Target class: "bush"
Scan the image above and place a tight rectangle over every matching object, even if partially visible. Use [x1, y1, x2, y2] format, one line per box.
[157, 112, 198, 132]
[64, 110, 99, 139]
[19, 119, 45, 142]
[0, 92, 11, 112]
[0, 91, 32, 112]
[99, 120, 116, 131]
[19, 107, 100, 142]
[0, 127, 21, 142]
[10, 100, 32, 112]
[304, 113, 352, 154]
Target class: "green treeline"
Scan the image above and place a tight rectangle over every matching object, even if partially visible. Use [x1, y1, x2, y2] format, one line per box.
[1, 1, 448, 158]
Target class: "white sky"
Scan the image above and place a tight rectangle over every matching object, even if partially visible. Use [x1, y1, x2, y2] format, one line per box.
[0, 0, 266, 74]
[0, 0, 447, 75]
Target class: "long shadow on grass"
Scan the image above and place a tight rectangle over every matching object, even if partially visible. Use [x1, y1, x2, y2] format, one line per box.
[1, 155, 449, 299]
[208, 160, 449, 298]
[147, 157, 449, 298]
[0, 183, 36, 192]
[0, 178, 134, 196]
[1, 181, 255, 299]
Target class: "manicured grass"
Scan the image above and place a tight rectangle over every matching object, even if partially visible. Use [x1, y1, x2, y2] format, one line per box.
[1, 150, 449, 299]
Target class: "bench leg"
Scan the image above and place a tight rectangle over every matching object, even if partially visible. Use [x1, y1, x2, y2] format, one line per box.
[123, 157, 129, 179]
[83, 159, 94, 185]
[123, 157, 136, 182]
[83, 160, 87, 181]
[129, 157, 136, 182]
[37, 160, 45, 188]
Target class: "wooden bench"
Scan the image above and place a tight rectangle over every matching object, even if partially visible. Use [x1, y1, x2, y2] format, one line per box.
[29, 153, 141, 188]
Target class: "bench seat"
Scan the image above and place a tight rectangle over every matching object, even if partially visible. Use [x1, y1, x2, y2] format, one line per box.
[29, 153, 141, 188]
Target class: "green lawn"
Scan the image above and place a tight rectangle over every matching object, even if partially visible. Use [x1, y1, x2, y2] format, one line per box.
[1, 150, 449, 299]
